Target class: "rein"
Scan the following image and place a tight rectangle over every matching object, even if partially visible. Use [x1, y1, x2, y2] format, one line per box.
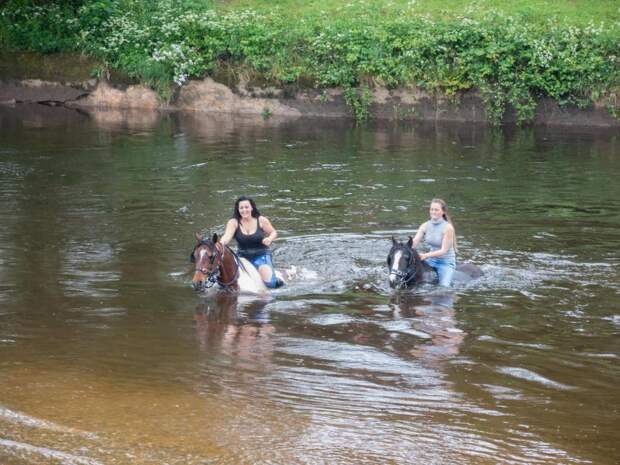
[216, 246, 240, 289]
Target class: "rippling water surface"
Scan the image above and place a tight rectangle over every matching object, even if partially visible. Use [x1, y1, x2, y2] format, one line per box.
[1, 106, 619, 465]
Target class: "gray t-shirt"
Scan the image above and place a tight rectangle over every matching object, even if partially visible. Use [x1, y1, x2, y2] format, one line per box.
[424, 219, 455, 260]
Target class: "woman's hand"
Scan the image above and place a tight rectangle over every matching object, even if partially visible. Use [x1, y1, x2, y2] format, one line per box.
[259, 216, 277, 246]
[420, 253, 430, 261]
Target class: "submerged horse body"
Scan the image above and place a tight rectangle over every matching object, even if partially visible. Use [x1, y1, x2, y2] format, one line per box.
[388, 236, 482, 289]
[191, 233, 267, 294]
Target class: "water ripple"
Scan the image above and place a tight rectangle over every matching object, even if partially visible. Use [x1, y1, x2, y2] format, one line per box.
[496, 367, 574, 391]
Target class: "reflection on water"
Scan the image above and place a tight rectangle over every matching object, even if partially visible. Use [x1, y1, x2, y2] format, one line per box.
[0, 105, 619, 464]
[390, 292, 465, 362]
[193, 293, 275, 363]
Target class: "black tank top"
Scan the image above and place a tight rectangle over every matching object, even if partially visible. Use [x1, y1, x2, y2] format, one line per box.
[234, 217, 269, 258]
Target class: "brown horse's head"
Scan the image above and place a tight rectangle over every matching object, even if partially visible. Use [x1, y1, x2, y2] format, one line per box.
[191, 233, 239, 292]
[191, 233, 223, 291]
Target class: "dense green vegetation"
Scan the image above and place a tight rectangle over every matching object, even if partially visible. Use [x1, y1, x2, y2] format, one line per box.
[1, 0, 618, 123]
[221, 0, 620, 27]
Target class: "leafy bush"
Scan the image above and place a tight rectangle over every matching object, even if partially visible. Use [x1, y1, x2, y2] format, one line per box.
[1, 0, 81, 53]
[1, 0, 618, 122]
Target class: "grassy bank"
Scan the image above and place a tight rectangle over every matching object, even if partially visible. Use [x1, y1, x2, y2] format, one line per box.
[221, 0, 620, 26]
[1, 0, 618, 123]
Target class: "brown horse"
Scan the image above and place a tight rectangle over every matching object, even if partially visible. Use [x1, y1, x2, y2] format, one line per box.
[191, 233, 267, 293]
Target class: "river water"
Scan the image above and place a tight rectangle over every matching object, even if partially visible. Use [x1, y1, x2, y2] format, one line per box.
[1, 105, 619, 465]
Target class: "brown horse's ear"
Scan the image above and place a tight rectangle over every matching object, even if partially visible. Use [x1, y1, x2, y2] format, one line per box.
[407, 236, 413, 248]
[212, 233, 219, 243]
[192, 232, 205, 262]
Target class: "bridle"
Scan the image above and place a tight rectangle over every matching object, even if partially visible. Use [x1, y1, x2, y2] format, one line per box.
[192, 241, 240, 289]
[196, 242, 221, 288]
[388, 246, 416, 288]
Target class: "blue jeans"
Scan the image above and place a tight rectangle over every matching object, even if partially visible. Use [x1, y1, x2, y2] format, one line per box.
[425, 257, 456, 287]
[245, 253, 278, 288]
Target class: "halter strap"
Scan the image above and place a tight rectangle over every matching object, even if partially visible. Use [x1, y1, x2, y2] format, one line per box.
[390, 265, 416, 284]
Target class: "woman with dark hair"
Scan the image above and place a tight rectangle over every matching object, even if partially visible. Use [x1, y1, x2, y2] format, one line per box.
[411, 198, 458, 287]
[220, 196, 283, 288]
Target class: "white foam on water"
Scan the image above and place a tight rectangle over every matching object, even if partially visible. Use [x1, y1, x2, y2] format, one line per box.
[496, 367, 574, 391]
[0, 406, 97, 440]
[0, 439, 103, 465]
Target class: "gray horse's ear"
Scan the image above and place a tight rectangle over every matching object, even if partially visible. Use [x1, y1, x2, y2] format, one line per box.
[391, 236, 397, 245]
[407, 236, 413, 248]
[212, 233, 219, 243]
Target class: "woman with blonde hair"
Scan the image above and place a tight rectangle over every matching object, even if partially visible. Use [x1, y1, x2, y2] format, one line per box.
[411, 198, 458, 287]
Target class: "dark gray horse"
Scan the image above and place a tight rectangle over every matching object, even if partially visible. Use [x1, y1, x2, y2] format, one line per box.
[387, 237, 483, 289]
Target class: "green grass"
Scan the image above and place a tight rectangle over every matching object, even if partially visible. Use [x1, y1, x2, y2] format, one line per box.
[218, 0, 620, 26]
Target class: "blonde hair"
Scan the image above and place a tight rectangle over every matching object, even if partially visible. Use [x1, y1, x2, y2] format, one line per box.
[431, 198, 458, 253]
